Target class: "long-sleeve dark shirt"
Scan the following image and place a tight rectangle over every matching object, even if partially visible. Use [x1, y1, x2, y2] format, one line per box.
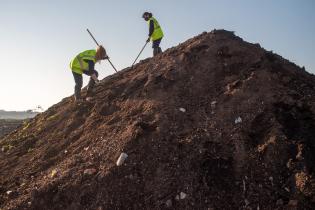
[148, 19, 154, 37]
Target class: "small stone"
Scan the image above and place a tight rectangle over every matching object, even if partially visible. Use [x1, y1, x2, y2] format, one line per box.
[235, 117, 242, 124]
[50, 169, 58, 178]
[84, 147, 89, 151]
[288, 200, 298, 206]
[86, 97, 93, 102]
[211, 101, 217, 109]
[165, 199, 172, 207]
[28, 202, 32, 206]
[64, 150, 68, 154]
[180, 192, 187, 199]
[179, 108, 186, 113]
[286, 159, 293, 168]
[84, 168, 97, 175]
[175, 195, 180, 200]
[276, 199, 284, 206]
[6, 190, 12, 195]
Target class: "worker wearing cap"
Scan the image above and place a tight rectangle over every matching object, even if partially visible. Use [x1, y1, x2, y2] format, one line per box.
[69, 45, 108, 102]
[142, 12, 164, 56]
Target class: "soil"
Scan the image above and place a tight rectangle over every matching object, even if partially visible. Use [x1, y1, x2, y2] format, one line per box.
[1, 30, 315, 210]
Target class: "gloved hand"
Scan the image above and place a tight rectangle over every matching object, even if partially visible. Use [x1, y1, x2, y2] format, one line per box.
[146, 37, 151, 43]
[91, 74, 100, 84]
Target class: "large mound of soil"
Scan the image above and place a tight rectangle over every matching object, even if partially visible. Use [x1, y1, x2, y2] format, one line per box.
[1, 30, 315, 210]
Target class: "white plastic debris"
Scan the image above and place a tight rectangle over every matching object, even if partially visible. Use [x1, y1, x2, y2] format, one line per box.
[6, 191, 12, 195]
[84, 168, 97, 175]
[116, 153, 128, 166]
[235, 117, 242, 124]
[180, 192, 187, 199]
[179, 108, 186, 113]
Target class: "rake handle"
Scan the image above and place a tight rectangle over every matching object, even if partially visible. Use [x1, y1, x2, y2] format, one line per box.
[86, 28, 118, 73]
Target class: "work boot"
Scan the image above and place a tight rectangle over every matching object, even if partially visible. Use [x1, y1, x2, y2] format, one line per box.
[158, 47, 162, 54]
[153, 48, 159, 57]
[74, 90, 83, 102]
[86, 78, 96, 97]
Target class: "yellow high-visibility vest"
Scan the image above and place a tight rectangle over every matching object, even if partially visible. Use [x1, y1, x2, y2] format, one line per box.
[70, 49, 96, 74]
[148, 17, 164, 41]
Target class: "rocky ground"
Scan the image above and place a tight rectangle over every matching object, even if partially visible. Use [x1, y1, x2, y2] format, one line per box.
[1, 30, 315, 210]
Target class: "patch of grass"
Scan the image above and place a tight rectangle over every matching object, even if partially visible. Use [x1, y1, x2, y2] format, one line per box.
[22, 122, 30, 131]
[1, 144, 14, 152]
[47, 114, 58, 121]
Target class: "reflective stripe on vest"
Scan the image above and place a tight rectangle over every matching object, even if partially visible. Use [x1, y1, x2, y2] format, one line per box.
[148, 17, 164, 41]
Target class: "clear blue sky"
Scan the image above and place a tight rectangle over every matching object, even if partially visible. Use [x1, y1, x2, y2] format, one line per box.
[0, 0, 314, 111]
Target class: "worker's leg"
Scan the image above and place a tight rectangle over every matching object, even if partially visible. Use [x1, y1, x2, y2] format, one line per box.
[152, 39, 162, 56]
[72, 72, 83, 100]
[83, 70, 99, 96]
[153, 48, 159, 56]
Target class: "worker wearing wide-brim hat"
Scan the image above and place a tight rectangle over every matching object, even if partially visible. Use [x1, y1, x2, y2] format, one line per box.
[69, 45, 108, 102]
[142, 12, 164, 56]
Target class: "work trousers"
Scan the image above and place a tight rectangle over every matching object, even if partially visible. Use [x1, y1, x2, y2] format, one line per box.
[72, 70, 98, 99]
[152, 38, 162, 56]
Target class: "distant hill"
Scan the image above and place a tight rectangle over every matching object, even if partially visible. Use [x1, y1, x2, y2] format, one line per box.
[0, 110, 39, 120]
[0, 119, 24, 138]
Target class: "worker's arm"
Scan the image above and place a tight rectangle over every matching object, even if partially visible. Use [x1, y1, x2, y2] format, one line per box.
[148, 19, 154, 37]
[83, 59, 99, 83]
[83, 59, 95, 74]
